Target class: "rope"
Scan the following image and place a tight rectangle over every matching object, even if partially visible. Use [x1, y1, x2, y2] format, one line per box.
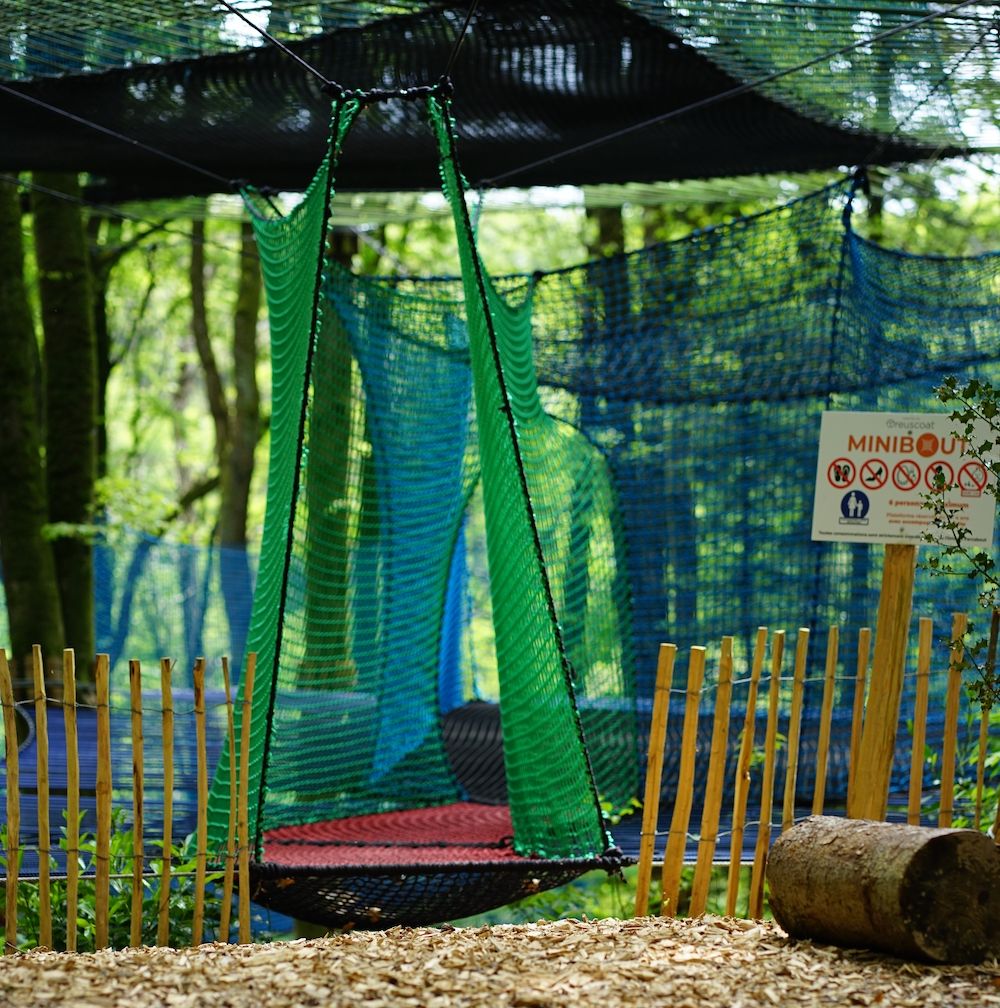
[477, 0, 987, 188]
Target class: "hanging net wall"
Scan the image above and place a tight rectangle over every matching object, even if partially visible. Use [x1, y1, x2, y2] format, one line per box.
[205, 93, 635, 927]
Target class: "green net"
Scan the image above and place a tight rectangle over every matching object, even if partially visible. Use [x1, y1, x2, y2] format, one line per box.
[207, 93, 636, 862]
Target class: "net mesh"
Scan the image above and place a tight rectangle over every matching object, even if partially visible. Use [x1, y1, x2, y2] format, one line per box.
[206, 93, 634, 868]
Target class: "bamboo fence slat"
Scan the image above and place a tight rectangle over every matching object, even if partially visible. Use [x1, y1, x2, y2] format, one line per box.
[63, 650, 79, 954]
[1, 649, 19, 954]
[128, 659, 145, 948]
[939, 612, 967, 828]
[634, 643, 676, 917]
[749, 630, 785, 920]
[219, 656, 237, 942]
[660, 646, 706, 917]
[157, 658, 174, 947]
[846, 627, 871, 811]
[811, 627, 838, 815]
[781, 629, 809, 833]
[192, 657, 208, 946]
[725, 627, 767, 917]
[238, 653, 256, 944]
[974, 609, 999, 831]
[689, 637, 734, 917]
[907, 618, 933, 826]
[31, 646, 51, 950]
[95, 654, 112, 949]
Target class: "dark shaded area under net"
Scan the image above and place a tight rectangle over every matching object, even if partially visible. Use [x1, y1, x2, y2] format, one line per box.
[0, 0, 965, 201]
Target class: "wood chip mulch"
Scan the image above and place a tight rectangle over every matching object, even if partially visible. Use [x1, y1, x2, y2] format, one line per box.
[2, 916, 999, 1008]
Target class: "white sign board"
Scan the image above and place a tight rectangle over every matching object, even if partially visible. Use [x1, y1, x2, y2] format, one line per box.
[811, 411, 996, 545]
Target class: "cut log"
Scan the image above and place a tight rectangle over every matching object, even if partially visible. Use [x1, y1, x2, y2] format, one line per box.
[766, 815, 1000, 964]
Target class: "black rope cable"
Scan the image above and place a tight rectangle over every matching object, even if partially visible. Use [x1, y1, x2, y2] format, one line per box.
[442, 0, 480, 80]
[0, 83, 233, 189]
[477, 0, 988, 188]
[214, 0, 335, 90]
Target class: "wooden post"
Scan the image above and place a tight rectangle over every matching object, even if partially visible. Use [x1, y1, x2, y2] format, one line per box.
[846, 627, 871, 811]
[849, 544, 917, 821]
[192, 657, 208, 946]
[238, 653, 256, 944]
[811, 627, 838, 815]
[219, 657, 237, 942]
[128, 659, 145, 948]
[1, 650, 19, 954]
[32, 646, 52, 950]
[907, 618, 933, 826]
[63, 649, 80, 953]
[95, 654, 112, 950]
[689, 637, 734, 916]
[725, 627, 766, 917]
[939, 612, 967, 828]
[748, 629, 785, 920]
[634, 643, 676, 917]
[157, 658, 174, 947]
[781, 629, 809, 832]
[659, 646, 706, 917]
[973, 608, 998, 831]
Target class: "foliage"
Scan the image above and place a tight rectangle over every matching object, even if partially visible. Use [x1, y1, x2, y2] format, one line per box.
[921, 376, 1000, 710]
[0, 810, 230, 952]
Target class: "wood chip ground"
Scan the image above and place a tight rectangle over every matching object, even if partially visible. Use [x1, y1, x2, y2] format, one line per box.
[2, 916, 999, 1007]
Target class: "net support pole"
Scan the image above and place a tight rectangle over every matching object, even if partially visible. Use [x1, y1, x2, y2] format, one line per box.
[848, 543, 916, 821]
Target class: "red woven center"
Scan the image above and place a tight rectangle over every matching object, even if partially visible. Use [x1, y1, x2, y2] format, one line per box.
[262, 802, 521, 867]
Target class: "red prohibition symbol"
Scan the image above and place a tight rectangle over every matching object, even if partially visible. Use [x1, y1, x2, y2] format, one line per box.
[859, 458, 888, 490]
[924, 459, 954, 491]
[827, 457, 855, 488]
[892, 458, 921, 492]
[958, 460, 988, 493]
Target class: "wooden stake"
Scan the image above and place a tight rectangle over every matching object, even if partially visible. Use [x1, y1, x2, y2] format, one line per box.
[1, 649, 19, 954]
[907, 618, 933, 826]
[849, 543, 917, 821]
[157, 658, 174, 947]
[846, 627, 871, 811]
[689, 637, 734, 916]
[128, 659, 145, 948]
[749, 629, 785, 920]
[238, 653, 256, 944]
[219, 657, 237, 942]
[781, 629, 809, 832]
[634, 643, 676, 917]
[811, 627, 838, 815]
[939, 612, 967, 828]
[63, 649, 79, 953]
[659, 646, 706, 917]
[192, 657, 208, 946]
[95, 654, 112, 950]
[974, 608, 999, 831]
[726, 627, 766, 917]
[32, 646, 52, 950]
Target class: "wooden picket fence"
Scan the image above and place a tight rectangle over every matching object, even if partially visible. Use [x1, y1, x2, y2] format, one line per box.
[635, 615, 1000, 919]
[0, 647, 257, 954]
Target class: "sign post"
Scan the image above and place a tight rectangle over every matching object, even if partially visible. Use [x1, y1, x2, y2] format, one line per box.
[812, 411, 995, 821]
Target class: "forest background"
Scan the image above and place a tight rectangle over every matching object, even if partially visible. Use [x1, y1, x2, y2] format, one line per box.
[0, 156, 997, 693]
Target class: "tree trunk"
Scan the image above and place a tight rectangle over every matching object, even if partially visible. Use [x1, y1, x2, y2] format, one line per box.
[766, 815, 1000, 964]
[0, 182, 65, 692]
[218, 220, 261, 672]
[32, 171, 97, 674]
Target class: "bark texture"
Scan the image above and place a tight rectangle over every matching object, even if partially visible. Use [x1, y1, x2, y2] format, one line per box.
[0, 182, 65, 685]
[32, 171, 97, 669]
[767, 815, 1000, 964]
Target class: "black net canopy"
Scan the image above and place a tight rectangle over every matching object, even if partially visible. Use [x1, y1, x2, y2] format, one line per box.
[2, 1, 995, 199]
